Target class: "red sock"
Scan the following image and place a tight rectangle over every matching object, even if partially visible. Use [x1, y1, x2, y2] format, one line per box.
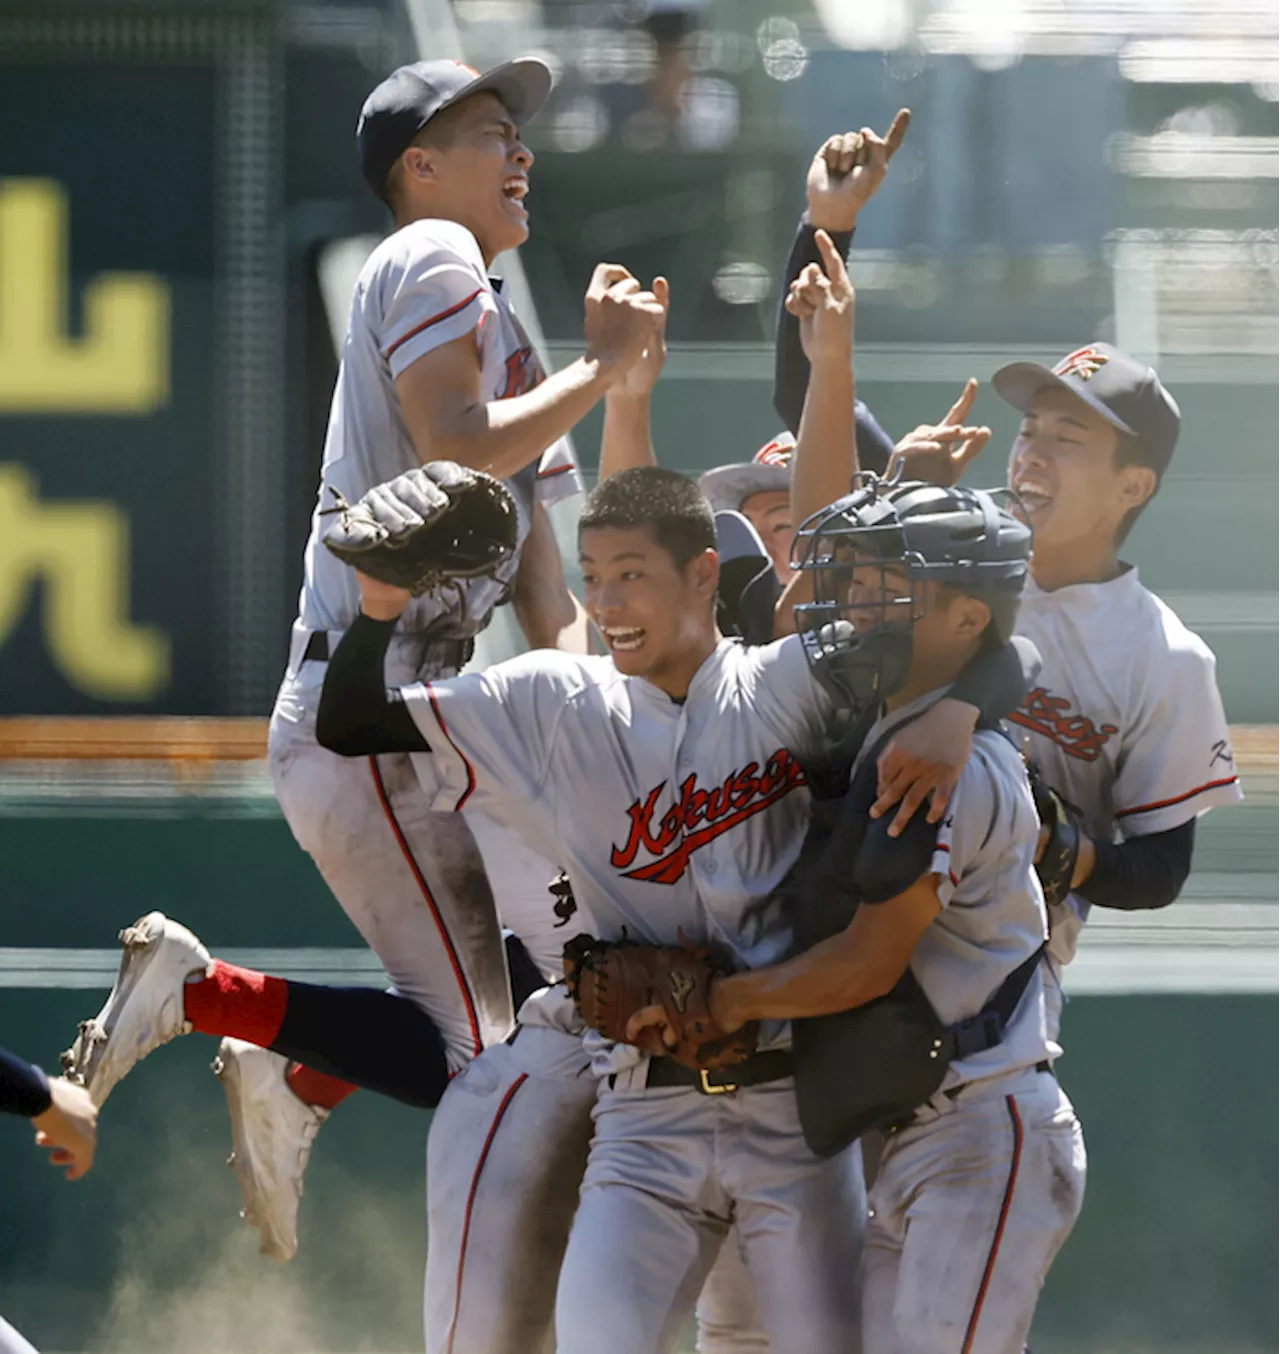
[183, 959, 289, 1047]
[286, 1062, 358, 1110]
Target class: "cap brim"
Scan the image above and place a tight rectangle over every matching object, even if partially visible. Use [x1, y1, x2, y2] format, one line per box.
[992, 361, 1138, 439]
[441, 57, 553, 127]
[698, 463, 791, 514]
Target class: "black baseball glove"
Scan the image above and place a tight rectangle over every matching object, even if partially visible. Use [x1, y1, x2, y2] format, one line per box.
[321, 462, 518, 597]
[1026, 761, 1084, 908]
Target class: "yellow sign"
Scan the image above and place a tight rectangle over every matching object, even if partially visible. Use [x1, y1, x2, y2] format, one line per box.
[0, 465, 170, 700]
[0, 179, 169, 413]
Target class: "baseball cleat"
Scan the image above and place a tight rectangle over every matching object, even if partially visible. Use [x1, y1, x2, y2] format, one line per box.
[60, 911, 209, 1106]
[213, 1038, 329, 1263]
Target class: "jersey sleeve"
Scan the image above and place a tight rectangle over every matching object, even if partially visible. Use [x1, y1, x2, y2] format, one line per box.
[534, 437, 584, 509]
[930, 747, 1002, 909]
[398, 651, 581, 814]
[375, 223, 497, 380]
[743, 636, 835, 762]
[1112, 635, 1242, 837]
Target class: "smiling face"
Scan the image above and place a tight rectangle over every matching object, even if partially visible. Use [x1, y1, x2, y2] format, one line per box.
[740, 489, 795, 583]
[396, 92, 533, 261]
[1007, 387, 1156, 558]
[579, 524, 719, 694]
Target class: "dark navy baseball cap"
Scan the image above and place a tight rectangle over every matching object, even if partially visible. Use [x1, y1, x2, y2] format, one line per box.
[357, 57, 553, 202]
[993, 343, 1181, 473]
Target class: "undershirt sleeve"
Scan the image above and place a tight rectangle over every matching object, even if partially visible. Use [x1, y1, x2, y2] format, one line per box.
[1077, 819, 1196, 911]
[316, 614, 431, 756]
[950, 635, 1041, 728]
[0, 1046, 52, 1118]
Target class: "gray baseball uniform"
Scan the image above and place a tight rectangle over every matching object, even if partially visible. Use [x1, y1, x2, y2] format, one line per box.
[855, 691, 1085, 1354]
[273, 216, 580, 1074]
[401, 636, 867, 1354]
[1008, 569, 1242, 1041]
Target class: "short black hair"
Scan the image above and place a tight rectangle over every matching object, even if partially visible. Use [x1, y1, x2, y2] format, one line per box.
[578, 467, 716, 569]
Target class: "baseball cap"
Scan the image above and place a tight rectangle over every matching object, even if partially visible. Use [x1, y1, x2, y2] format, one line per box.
[698, 433, 795, 514]
[357, 57, 553, 202]
[992, 343, 1181, 474]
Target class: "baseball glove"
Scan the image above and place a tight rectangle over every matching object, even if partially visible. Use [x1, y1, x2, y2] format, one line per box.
[1027, 761, 1083, 908]
[563, 933, 758, 1071]
[321, 462, 518, 597]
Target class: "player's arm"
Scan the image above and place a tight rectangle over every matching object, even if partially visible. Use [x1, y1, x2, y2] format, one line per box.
[597, 277, 669, 481]
[773, 118, 907, 453]
[1, 1047, 98, 1180]
[869, 634, 1042, 834]
[1072, 819, 1194, 910]
[511, 499, 591, 653]
[316, 579, 431, 756]
[786, 228, 858, 541]
[395, 265, 664, 481]
[710, 874, 942, 1026]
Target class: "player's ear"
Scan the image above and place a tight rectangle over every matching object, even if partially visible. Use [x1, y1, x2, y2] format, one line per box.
[1117, 462, 1157, 513]
[401, 143, 442, 187]
[948, 592, 990, 641]
[689, 548, 720, 601]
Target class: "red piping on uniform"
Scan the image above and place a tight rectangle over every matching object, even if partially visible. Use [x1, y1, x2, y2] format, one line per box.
[536, 461, 575, 479]
[1115, 775, 1239, 819]
[383, 289, 483, 359]
[427, 686, 477, 810]
[961, 1095, 1024, 1354]
[444, 1072, 528, 1354]
[367, 756, 482, 1058]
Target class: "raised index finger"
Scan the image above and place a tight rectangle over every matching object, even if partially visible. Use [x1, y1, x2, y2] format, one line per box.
[814, 228, 849, 284]
[884, 108, 911, 159]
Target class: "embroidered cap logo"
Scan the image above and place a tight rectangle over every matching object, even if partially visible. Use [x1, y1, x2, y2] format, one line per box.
[1053, 346, 1110, 383]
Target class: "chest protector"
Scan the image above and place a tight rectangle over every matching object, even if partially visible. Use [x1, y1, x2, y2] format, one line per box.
[785, 714, 1044, 1159]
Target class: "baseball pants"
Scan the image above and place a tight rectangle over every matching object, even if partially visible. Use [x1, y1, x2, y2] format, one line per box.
[555, 1078, 866, 1354]
[0, 1317, 38, 1354]
[270, 633, 513, 1073]
[861, 1066, 1086, 1354]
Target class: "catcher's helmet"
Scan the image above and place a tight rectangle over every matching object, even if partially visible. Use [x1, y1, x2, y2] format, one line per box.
[793, 478, 1030, 712]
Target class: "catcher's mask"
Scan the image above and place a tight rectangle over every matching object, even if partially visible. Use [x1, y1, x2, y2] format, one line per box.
[792, 477, 1030, 714]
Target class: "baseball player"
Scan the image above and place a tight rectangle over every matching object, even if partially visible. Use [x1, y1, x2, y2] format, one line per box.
[309, 406, 1039, 1354]
[625, 473, 1085, 1354]
[878, 345, 1243, 1041]
[1, 1047, 99, 1354]
[62, 53, 664, 1256]
[773, 129, 1241, 932]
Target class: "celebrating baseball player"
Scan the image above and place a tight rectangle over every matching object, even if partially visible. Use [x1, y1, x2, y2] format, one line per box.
[303, 224, 1041, 1347]
[772, 138, 1241, 1023]
[62, 52, 666, 1261]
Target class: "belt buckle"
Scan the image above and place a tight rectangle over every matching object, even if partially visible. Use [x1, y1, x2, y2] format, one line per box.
[700, 1068, 737, 1095]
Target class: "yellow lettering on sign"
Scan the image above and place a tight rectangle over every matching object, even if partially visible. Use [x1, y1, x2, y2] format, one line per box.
[0, 180, 169, 414]
[0, 465, 170, 700]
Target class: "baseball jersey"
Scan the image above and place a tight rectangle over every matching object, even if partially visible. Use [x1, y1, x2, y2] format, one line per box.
[1008, 567, 1242, 966]
[855, 692, 1051, 1088]
[296, 218, 581, 638]
[402, 637, 834, 975]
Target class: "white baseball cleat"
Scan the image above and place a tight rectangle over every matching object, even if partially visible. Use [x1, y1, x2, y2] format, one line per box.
[212, 1038, 329, 1263]
[60, 911, 210, 1106]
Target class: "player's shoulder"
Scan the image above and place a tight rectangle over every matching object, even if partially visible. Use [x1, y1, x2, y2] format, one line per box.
[361, 218, 488, 285]
[1116, 575, 1221, 697]
[487, 647, 618, 698]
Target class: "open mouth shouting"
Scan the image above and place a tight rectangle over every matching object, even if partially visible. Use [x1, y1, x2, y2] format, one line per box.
[601, 625, 645, 654]
[1012, 477, 1052, 522]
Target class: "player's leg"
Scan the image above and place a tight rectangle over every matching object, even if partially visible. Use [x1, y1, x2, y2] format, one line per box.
[862, 1070, 1086, 1354]
[271, 671, 513, 1072]
[0, 1316, 39, 1354]
[554, 1088, 728, 1354]
[695, 1233, 769, 1353]
[424, 1028, 596, 1354]
[728, 1085, 865, 1354]
[60, 912, 449, 1108]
